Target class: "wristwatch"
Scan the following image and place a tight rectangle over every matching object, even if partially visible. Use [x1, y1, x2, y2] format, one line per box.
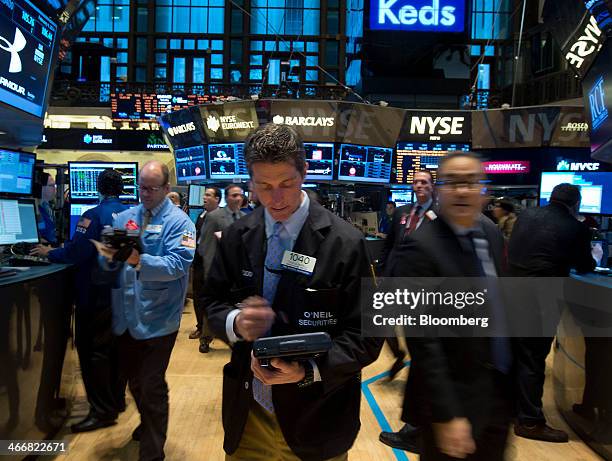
[297, 361, 315, 388]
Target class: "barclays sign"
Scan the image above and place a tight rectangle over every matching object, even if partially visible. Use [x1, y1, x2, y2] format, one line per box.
[370, 0, 466, 32]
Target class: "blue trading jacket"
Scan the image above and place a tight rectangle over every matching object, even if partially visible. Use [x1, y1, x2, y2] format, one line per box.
[103, 198, 196, 340]
[48, 197, 128, 309]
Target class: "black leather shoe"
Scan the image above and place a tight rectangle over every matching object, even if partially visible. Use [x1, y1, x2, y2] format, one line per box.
[132, 424, 142, 441]
[71, 415, 116, 433]
[514, 423, 569, 443]
[199, 336, 212, 353]
[379, 424, 421, 453]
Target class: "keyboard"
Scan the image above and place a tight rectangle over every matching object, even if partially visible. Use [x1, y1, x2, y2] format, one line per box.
[8, 255, 51, 267]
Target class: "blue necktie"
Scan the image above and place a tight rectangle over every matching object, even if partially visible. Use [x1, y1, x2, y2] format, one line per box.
[253, 222, 285, 412]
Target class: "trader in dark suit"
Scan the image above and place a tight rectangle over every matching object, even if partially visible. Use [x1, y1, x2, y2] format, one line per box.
[379, 169, 437, 452]
[189, 187, 221, 344]
[197, 184, 245, 352]
[509, 183, 596, 443]
[391, 152, 513, 460]
[202, 124, 382, 460]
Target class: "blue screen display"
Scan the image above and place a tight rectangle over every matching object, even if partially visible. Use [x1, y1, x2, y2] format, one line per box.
[540, 172, 612, 215]
[304, 142, 334, 180]
[338, 144, 393, 184]
[208, 143, 249, 180]
[369, 0, 466, 32]
[0, 149, 35, 195]
[175, 145, 207, 182]
[0, 0, 58, 117]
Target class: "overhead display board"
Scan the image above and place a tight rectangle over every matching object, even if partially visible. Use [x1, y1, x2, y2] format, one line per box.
[112, 93, 218, 122]
[0, 0, 58, 117]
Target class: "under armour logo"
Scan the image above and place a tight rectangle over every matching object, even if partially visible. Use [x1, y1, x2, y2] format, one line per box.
[0, 28, 26, 73]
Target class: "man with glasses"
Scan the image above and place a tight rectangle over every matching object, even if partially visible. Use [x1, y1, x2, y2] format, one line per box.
[96, 160, 196, 461]
[390, 153, 513, 460]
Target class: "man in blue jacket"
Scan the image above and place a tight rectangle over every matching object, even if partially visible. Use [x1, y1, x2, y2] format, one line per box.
[32, 169, 129, 432]
[97, 160, 195, 461]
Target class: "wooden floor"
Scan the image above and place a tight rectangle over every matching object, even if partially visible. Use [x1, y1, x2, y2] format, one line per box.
[52, 301, 603, 461]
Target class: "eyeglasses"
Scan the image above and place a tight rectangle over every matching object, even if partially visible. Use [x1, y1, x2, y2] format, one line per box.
[436, 178, 485, 190]
[139, 184, 167, 193]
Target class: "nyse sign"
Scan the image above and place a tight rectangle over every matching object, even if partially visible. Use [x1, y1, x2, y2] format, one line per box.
[399, 111, 471, 143]
[370, 0, 466, 32]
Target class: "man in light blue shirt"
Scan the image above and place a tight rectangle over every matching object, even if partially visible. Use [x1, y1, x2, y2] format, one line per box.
[97, 160, 195, 461]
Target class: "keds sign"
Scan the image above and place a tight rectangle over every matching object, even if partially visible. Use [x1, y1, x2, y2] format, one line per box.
[370, 0, 466, 32]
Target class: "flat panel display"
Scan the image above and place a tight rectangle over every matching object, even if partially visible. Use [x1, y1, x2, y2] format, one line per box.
[0, 198, 38, 243]
[208, 143, 249, 180]
[0, 0, 58, 117]
[0, 149, 35, 195]
[539, 171, 612, 214]
[69, 203, 96, 239]
[175, 145, 207, 182]
[69, 162, 138, 202]
[338, 144, 393, 184]
[304, 142, 334, 180]
[188, 184, 206, 207]
[390, 189, 413, 207]
[393, 142, 470, 184]
[188, 207, 203, 224]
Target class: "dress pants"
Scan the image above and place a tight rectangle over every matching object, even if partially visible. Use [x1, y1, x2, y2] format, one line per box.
[226, 401, 348, 461]
[420, 371, 512, 461]
[75, 306, 124, 419]
[118, 331, 178, 461]
[192, 264, 213, 338]
[515, 337, 554, 425]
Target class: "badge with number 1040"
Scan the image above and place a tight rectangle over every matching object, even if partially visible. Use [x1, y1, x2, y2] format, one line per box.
[281, 251, 317, 275]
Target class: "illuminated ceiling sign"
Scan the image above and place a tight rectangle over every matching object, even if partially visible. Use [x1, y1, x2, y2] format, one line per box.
[556, 159, 600, 171]
[369, 0, 466, 32]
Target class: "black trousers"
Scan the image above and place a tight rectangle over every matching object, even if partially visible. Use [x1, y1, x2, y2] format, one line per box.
[118, 331, 178, 461]
[515, 337, 554, 425]
[192, 265, 212, 338]
[420, 371, 512, 461]
[75, 306, 125, 419]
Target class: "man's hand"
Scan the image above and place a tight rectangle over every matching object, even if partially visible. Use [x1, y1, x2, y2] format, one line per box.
[30, 245, 52, 257]
[592, 242, 604, 266]
[433, 418, 476, 459]
[91, 239, 118, 261]
[251, 353, 305, 385]
[234, 296, 275, 341]
[126, 248, 140, 266]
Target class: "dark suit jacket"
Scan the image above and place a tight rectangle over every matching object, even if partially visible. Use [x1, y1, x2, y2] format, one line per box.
[199, 207, 245, 282]
[390, 215, 510, 437]
[380, 201, 436, 271]
[508, 202, 595, 277]
[202, 201, 383, 460]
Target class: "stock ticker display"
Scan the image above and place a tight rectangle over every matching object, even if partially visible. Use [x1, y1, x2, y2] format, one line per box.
[0, 0, 58, 117]
[112, 93, 225, 122]
[208, 143, 249, 180]
[337, 144, 393, 184]
[69, 162, 138, 202]
[393, 142, 471, 184]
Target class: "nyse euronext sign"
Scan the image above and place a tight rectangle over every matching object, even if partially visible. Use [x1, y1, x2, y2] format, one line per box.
[370, 0, 466, 32]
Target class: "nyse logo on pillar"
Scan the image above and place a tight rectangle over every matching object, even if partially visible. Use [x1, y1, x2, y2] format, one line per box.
[371, 0, 466, 32]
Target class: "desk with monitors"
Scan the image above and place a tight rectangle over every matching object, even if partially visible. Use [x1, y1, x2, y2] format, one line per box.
[304, 142, 334, 180]
[0, 198, 39, 244]
[394, 142, 471, 184]
[69, 162, 138, 202]
[0, 150, 36, 196]
[208, 143, 249, 180]
[175, 146, 207, 182]
[337, 144, 393, 184]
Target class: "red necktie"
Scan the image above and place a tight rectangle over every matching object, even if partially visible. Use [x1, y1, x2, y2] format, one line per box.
[405, 205, 422, 236]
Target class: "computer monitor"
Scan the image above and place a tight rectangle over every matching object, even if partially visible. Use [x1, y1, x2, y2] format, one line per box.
[304, 142, 335, 180]
[539, 171, 612, 214]
[69, 203, 97, 240]
[0, 198, 39, 244]
[69, 162, 138, 202]
[390, 189, 413, 207]
[337, 144, 393, 184]
[208, 143, 250, 180]
[175, 145, 207, 182]
[188, 184, 206, 207]
[0, 150, 36, 196]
